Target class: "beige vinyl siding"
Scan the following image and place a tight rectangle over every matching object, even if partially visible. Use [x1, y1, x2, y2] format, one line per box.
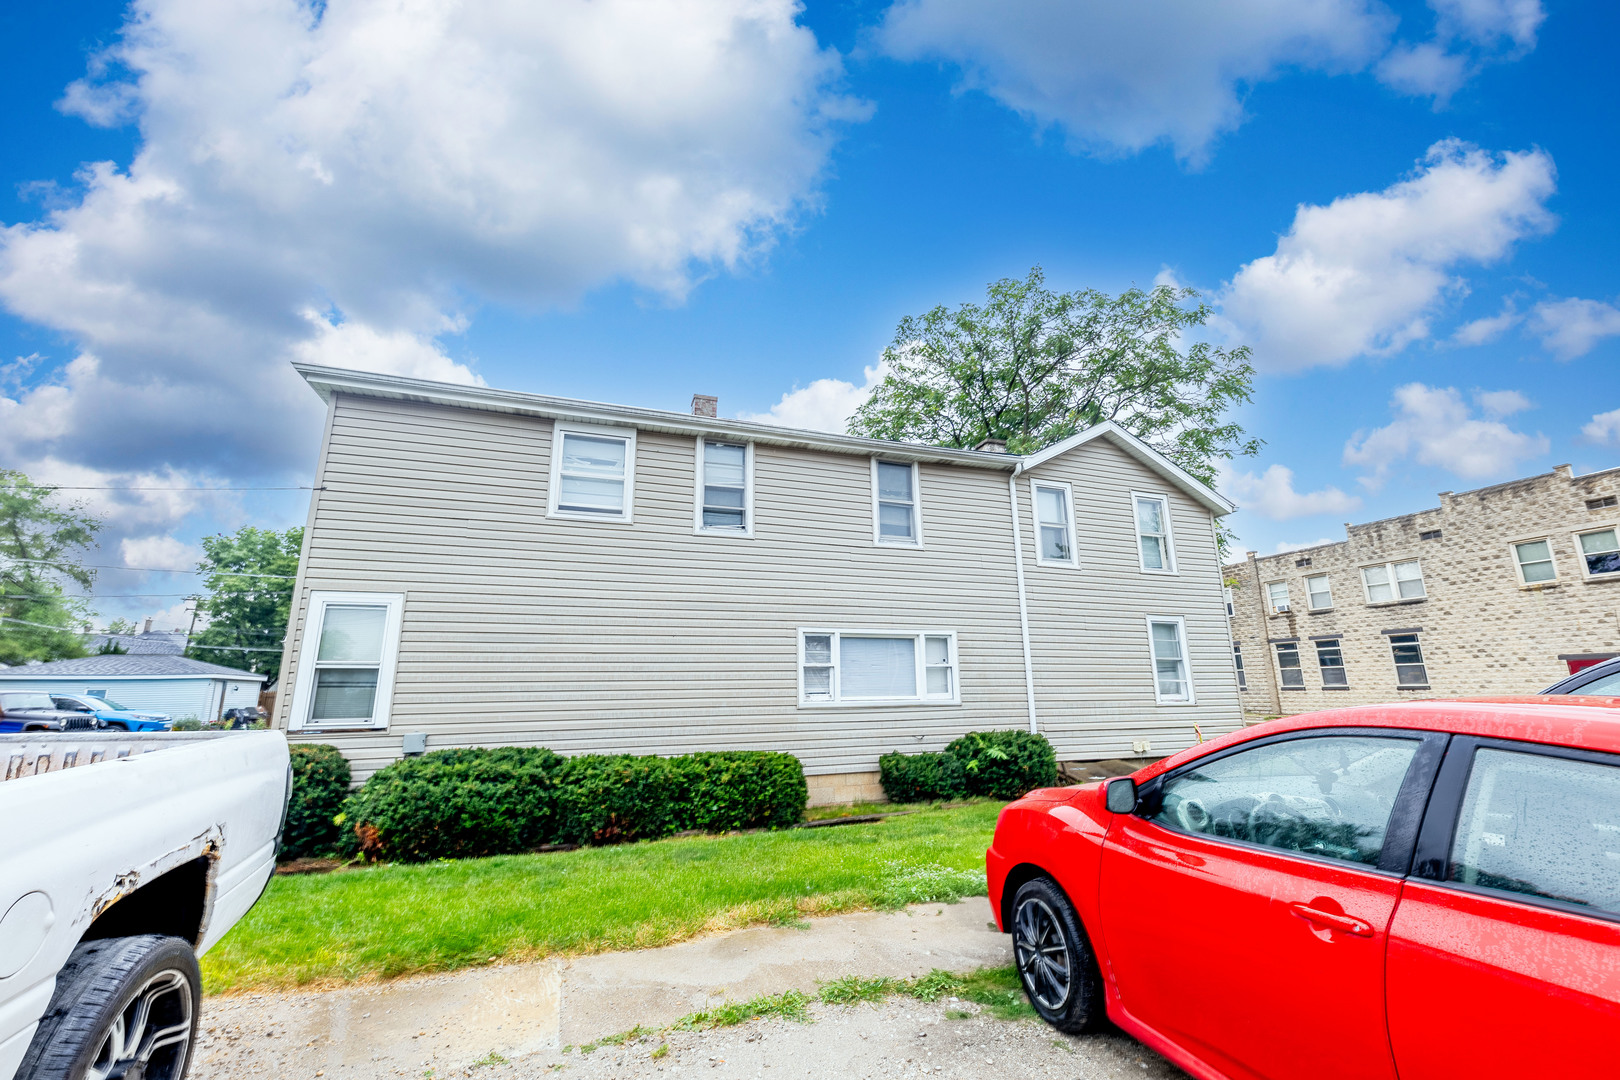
[282, 395, 1031, 780]
[1020, 443, 1242, 760]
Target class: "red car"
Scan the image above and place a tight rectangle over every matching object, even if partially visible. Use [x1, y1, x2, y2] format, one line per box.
[986, 698, 1620, 1080]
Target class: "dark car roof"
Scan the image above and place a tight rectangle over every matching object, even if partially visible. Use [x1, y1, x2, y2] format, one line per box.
[1541, 655, 1620, 694]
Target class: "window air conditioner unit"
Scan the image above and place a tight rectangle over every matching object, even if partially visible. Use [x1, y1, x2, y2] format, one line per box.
[1274, 603, 1290, 613]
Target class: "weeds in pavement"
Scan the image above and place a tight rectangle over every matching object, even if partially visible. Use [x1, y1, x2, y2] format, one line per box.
[471, 1050, 509, 1067]
[673, 990, 814, 1029]
[650, 1045, 669, 1060]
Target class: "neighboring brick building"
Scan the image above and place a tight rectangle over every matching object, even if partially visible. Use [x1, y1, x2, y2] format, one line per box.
[1225, 463, 1620, 716]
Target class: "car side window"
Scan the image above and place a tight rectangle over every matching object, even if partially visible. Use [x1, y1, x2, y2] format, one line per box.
[1449, 748, 1620, 915]
[1574, 669, 1620, 696]
[1149, 735, 1420, 866]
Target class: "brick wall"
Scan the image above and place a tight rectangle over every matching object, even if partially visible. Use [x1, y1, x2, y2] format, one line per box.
[1226, 464, 1620, 716]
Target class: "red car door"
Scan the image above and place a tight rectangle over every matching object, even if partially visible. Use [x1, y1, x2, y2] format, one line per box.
[1386, 739, 1620, 1078]
[1098, 730, 1443, 1080]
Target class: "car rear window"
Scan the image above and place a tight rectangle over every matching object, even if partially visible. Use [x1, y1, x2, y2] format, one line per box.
[0, 693, 56, 710]
[1450, 748, 1620, 915]
[1572, 669, 1620, 696]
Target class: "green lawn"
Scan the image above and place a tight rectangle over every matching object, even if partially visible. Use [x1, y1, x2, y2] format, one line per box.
[202, 801, 1002, 994]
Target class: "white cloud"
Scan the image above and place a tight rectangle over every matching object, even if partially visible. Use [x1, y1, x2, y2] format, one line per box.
[1218, 463, 1361, 521]
[1432, 0, 1544, 49]
[1450, 299, 1521, 346]
[1376, 1, 1544, 104]
[119, 534, 203, 571]
[1272, 537, 1339, 554]
[739, 361, 889, 433]
[0, 0, 861, 483]
[1374, 42, 1471, 100]
[1219, 140, 1557, 372]
[1583, 408, 1620, 447]
[876, 0, 1394, 164]
[1343, 383, 1549, 488]
[1528, 297, 1620, 360]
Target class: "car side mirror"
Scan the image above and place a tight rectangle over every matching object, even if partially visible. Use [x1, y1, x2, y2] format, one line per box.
[1105, 777, 1137, 814]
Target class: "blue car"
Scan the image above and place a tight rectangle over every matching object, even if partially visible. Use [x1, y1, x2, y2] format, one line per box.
[49, 692, 173, 731]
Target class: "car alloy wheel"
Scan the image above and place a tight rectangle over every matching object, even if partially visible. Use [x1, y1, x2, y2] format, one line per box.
[1014, 895, 1073, 1011]
[86, 968, 194, 1080]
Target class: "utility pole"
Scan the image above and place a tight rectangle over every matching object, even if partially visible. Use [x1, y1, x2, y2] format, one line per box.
[183, 596, 201, 653]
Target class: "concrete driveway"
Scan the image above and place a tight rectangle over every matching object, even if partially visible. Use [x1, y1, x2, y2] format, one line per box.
[191, 899, 1181, 1079]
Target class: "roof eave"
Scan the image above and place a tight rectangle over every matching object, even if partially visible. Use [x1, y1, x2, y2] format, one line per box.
[1021, 421, 1237, 516]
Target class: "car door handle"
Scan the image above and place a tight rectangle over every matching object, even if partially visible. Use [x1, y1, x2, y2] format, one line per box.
[1288, 903, 1374, 937]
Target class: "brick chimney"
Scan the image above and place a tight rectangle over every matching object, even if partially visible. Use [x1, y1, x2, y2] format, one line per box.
[691, 394, 718, 418]
[143, 617, 153, 634]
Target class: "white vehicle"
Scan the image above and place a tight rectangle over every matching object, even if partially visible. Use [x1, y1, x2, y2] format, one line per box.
[0, 731, 289, 1080]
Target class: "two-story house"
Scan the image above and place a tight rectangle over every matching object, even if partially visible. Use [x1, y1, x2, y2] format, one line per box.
[275, 364, 1243, 802]
[1226, 463, 1620, 716]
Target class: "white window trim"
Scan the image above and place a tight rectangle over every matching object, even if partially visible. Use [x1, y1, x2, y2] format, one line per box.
[547, 421, 637, 523]
[692, 436, 755, 538]
[1030, 478, 1080, 568]
[1359, 559, 1426, 605]
[871, 459, 925, 548]
[1509, 536, 1558, 586]
[1145, 615, 1195, 705]
[287, 591, 405, 732]
[1264, 580, 1290, 614]
[1573, 525, 1620, 580]
[1131, 491, 1177, 574]
[1304, 573, 1335, 611]
[797, 628, 959, 707]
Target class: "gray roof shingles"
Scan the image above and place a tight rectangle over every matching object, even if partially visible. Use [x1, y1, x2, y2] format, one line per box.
[0, 654, 265, 679]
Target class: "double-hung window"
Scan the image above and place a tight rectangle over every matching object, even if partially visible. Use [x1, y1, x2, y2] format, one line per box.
[1032, 481, 1077, 566]
[1362, 560, 1425, 603]
[1512, 539, 1556, 584]
[1275, 642, 1304, 687]
[1316, 640, 1347, 686]
[1578, 528, 1620, 578]
[798, 630, 958, 705]
[1133, 494, 1175, 572]
[1233, 643, 1247, 689]
[873, 460, 922, 545]
[1265, 581, 1290, 614]
[1147, 617, 1193, 703]
[550, 424, 636, 521]
[695, 439, 752, 535]
[289, 591, 405, 730]
[1389, 633, 1429, 687]
[1305, 574, 1334, 610]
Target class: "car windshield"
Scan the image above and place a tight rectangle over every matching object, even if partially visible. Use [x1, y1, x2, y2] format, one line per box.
[0, 693, 57, 710]
[84, 695, 129, 710]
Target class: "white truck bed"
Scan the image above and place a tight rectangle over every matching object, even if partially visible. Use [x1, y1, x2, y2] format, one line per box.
[0, 730, 289, 1080]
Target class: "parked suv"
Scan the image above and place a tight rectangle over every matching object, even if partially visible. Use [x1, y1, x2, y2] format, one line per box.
[49, 693, 172, 731]
[1541, 655, 1620, 696]
[0, 692, 106, 733]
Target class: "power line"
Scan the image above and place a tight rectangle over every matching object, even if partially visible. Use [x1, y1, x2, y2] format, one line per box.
[188, 644, 284, 653]
[36, 485, 324, 492]
[2, 558, 296, 579]
[0, 615, 85, 632]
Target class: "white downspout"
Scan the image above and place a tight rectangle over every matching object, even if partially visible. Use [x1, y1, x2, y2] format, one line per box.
[1007, 467, 1038, 735]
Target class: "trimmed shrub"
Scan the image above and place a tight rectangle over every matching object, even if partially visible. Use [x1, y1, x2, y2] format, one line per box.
[552, 754, 685, 846]
[280, 744, 352, 859]
[340, 746, 565, 862]
[878, 751, 966, 803]
[946, 729, 1058, 799]
[674, 751, 809, 832]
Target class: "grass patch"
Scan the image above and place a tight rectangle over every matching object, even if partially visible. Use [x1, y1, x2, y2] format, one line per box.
[673, 989, 814, 1029]
[800, 797, 997, 822]
[202, 802, 998, 993]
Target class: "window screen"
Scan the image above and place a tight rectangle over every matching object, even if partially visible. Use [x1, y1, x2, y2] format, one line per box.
[840, 636, 917, 698]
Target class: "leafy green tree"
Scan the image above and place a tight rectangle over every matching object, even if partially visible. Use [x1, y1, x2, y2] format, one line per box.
[187, 526, 301, 677]
[0, 471, 100, 665]
[848, 267, 1260, 485]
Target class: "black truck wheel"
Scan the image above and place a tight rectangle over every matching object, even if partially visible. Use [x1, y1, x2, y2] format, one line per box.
[18, 935, 200, 1080]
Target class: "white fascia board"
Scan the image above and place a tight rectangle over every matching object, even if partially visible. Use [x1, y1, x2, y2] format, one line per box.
[0, 672, 267, 683]
[295, 363, 1020, 472]
[1019, 421, 1236, 517]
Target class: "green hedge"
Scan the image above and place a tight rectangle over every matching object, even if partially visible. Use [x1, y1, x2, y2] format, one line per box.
[280, 744, 352, 859]
[879, 730, 1058, 803]
[341, 747, 808, 863]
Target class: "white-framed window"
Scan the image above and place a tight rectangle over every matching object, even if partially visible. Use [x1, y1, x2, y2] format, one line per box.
[1224, 587, 1235, 618]
[1316, 640, 1348, 686]
[549, 423, 636, 521]
[1305, 574, 1334, 610]
[1511, 539, 1556, 585]
[1132, 493, 1176, 573]
[1361, 560, 1425, 604]
[1233, 643, 1247, 689]
[1265, 581, 1290, 614]
[872, 460, 923, 546]
[1388, 633, 1429, 687]
[1146, 616, 1194, 703]
[797, 629, 958, 706]
[1577, 528, 1620, 578]
[288, 591, 405, 731]
[1031, 480, 1078, 567]
[1275, 642, 1304, 687]
[693, 438, 753, 536]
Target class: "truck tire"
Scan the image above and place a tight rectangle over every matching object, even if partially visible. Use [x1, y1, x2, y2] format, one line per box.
[18, 934, 200, 1080]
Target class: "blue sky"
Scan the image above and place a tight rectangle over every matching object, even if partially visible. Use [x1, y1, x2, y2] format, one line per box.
[2, 0, 1617, 628]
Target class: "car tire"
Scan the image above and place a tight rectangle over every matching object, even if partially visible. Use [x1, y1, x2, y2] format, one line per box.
[18, 935, 200, 1080]
[1011, 877, 1105, 1034]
